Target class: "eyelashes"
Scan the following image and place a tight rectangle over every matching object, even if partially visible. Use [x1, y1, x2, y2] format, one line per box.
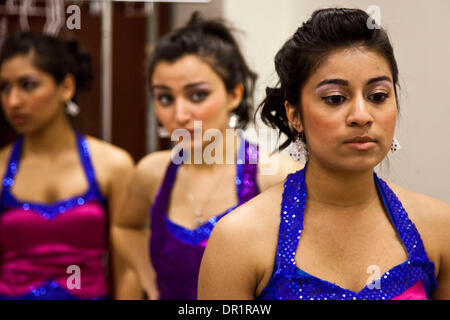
[321, 92, 390, 106]
[156, 94, 174, 106]
[0, 81, 8, 93]
[322, 95, 346, 105]
[0, 78, 41, 94]
[154, 90, 211, 107]
[190, 90, 209, 102]
[20, 79, 40, 91]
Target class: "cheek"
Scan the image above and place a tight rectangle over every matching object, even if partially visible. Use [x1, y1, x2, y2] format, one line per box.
[193, 96, 227, 123]
[154, 105, 166, 120]
[375, 107, 397, 141]
[155, 106, 173, 128]
[29, 89, 61, 115]
[304, 110, 341, 146]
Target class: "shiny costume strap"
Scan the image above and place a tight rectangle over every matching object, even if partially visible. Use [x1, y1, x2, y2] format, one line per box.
[276, 168, 307, 272]
[273, 167, 437, 298]
[0, 133, 106, 219]
[277, 168, 434, 271]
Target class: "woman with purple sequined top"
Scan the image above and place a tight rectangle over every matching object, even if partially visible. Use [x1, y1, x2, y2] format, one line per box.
[112, 12, 301, 300]
[198, 8, 450, 300]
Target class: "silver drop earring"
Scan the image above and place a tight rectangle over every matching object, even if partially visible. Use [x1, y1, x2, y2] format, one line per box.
[228, 114, 238, 129]
[66, 100, 80, 117]
[158, 126, 170, 138]
[390, 137, 401, 152]
[289, 132, 308, 162]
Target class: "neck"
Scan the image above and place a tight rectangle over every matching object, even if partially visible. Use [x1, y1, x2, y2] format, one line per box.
[185, 129, 240, 171]
[23, 112, 76, 156]
[305, 157, 379, 211]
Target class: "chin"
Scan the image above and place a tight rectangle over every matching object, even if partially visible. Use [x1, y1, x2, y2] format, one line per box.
[342, 157, 383, 173]
[314, 154, 380, 174]
[9, 124, 30, 136]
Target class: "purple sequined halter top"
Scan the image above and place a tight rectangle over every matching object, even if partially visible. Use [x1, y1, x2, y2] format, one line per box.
[149, 138, 259, 300]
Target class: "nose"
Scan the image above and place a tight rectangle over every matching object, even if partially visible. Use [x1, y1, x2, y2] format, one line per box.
[4, 85, 23, 109]
[174, 98, 191, 125]
[346, 94, 374, 127]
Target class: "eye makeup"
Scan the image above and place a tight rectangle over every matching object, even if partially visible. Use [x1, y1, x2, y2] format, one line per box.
[0, 76, 41, 94]
[18, 77, 41, 92]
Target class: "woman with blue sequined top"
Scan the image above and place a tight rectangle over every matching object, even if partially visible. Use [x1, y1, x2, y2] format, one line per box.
[198, 8, 450, 300]
[111, 12, 301, 300]
[0, 32, 140, 299]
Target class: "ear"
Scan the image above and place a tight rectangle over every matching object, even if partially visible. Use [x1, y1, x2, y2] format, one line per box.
[60, 74, 76, 103]
[285, 101, 303, 133]
[227, 83, 244, 112]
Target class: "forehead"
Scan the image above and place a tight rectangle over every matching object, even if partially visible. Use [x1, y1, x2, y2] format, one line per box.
[308, 47, 393, 85]
[0, 54, 44, 79]
[151, 54, 223, 87]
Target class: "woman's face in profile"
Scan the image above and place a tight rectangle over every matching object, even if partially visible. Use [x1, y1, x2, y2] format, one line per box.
[0, 55, 66, 135]
[299, 47, 398, 171]
[151, 54, 241, 149]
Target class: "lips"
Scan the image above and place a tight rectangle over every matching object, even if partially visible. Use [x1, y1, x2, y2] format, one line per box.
[345, 135, 376, 143]
[344, 135, 377, 151]
[10, 114, 28, 125]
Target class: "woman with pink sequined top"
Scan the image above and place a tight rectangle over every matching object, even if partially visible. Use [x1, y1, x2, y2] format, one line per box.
[198, 8, 450, 300]
[111, 12, 301, 300]
[0, 32, 141, 299]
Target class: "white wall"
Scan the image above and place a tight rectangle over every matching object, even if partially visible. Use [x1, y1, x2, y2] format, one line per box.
[171, 0, 223, 29]
[173, 0, 450, 204]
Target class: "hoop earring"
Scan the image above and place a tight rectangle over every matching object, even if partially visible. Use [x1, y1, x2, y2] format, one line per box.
[289, 132, 308, 162]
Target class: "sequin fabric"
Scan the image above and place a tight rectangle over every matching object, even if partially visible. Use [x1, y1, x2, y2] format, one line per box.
[150, 138, 260, 300]
[0, 133, 109, 300]
[0, 133, 107, 219]
[257, 167, 437, 300]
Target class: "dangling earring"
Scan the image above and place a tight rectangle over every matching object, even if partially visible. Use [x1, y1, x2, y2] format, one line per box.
[158, 126, 170, 138]
[289, 132, 308, 162]
[228, 114, 238, 129]
[66, 100, 80, 117]
[390, 137, 401, 152]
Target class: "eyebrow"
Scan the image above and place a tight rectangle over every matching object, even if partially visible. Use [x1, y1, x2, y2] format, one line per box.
[366, 76, 392, 85]
[316, 76, 392, 89]
[151, 82, 209, 91]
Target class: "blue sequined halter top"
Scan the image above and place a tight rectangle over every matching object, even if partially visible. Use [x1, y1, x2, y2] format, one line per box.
[257, 167, 437, 300]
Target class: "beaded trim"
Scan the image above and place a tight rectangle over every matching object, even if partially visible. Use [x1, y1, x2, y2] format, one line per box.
[258, 167, 437, 300]
[0, 133, 107, 220]
[0, 280, 109, 300]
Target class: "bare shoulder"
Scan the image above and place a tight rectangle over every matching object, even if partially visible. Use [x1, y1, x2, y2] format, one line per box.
[257, 148, 303, 191]
[386, 181, 450, 270]
[135, 149, 172, 181]
[387, 182, 450, 225]
[86, 136, 134, 170]
[215, 182, 283, 236]
[133, 149, 173, 199]
[211, 181, 284, 279]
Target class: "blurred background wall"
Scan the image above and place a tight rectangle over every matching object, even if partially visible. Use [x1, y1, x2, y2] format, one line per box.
[1, 0, 449, 204]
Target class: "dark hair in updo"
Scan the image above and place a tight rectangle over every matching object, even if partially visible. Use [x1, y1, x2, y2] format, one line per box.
[259, 8, 400, 152]
[0, 31, 92, 104]
[147, 11, 257, 130]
